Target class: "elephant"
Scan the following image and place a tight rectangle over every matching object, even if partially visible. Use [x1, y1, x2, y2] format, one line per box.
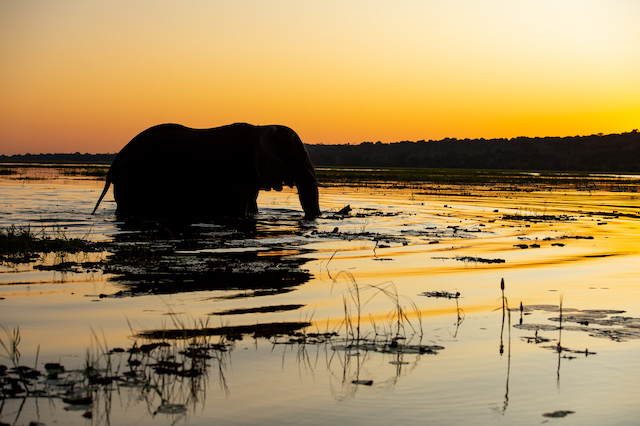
[91, 123, 321, 221]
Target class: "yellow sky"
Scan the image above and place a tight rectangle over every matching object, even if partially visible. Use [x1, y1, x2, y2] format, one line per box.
[1, 0, 639, 154]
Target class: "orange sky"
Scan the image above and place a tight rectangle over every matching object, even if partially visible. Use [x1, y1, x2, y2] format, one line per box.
[1, 0, 639, 155]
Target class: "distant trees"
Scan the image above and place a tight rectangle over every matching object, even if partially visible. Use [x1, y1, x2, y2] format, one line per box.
[305, 131, 640, 173]
[0, 152, 116, 163]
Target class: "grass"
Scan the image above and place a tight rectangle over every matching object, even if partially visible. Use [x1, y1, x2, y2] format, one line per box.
[0, 326, 22, 369]
[0, 326, 40, 398]
[333, 271, 423, 347]
[0, 320, 231, 421]
[315, 166, 640, 191]
[0, 225, 98, 262]
[59, 166, 108, 177]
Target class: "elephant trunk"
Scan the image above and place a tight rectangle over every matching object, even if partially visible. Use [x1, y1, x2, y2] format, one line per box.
[297, 180, 321, 219]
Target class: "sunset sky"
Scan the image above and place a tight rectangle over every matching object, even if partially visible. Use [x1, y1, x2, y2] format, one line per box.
[1, 0, 639, 155]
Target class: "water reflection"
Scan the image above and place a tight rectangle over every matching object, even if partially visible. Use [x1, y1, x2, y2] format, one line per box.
[101, 220, 314, 302]
[3, 275, 640, 425]
[0, 296, 443, 425]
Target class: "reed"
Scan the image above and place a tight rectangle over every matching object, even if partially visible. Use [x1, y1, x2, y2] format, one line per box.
[0, 325, 39, 396]
[499, 278, 511, 355]
[0, 325, 21, 369]
[333, 272, 423, 346]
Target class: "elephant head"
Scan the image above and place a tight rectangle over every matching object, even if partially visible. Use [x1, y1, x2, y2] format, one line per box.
[92, 123, 321, 221]
[254, 125, 321, 219]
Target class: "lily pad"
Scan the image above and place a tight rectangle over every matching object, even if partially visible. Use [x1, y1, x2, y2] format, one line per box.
[352, 379, 374, 386]
[542, 410, 575, 418]
[513, 323, 559, 331]
[156, 403, 188, 414]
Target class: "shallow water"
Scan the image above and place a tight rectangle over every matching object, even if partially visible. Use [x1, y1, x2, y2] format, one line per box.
[1, 167, 639, 425]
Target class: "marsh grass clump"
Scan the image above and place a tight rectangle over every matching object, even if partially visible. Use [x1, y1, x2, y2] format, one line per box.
[0, 225, 98, 263]
[331, 272, 427, 352]
[59, 166, 108, 177]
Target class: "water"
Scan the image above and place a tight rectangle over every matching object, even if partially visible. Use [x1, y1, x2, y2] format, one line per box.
[1, 166, 639, 425]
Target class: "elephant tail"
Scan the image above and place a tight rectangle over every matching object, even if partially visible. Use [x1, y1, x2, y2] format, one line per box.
[91, 177, 112, 215]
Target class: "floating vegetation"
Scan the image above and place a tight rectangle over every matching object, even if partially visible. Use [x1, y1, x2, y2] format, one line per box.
[1, 272, 442, 423]
[95, 223, 314, 297]
[156, 403, 188, 414]
[542, 410, 575, 418]
[539, 345, 597, 357]
[513, 323, 559, 331]
[502, 214, 575, 222]
[432, 256, 505, 264]
[522, 304, 579, 313]
[138, 321, 312, 340]
[210, 304, 305, 316]
[332, 342, 444, 355]
[420, 290, 460, 299]
[0, 324, 232, 423]
[514, 304, 640, 350]
[587, 329, 640, 342]
[0, 225, 99, 264]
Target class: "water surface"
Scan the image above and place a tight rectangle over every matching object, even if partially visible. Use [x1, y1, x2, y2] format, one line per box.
[1, 166, 639, 425]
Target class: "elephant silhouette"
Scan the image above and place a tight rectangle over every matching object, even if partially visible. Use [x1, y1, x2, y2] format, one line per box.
[92, 123, 321, 221]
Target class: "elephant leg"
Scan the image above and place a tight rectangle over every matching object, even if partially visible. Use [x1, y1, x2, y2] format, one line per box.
[247, 190, 259, 215]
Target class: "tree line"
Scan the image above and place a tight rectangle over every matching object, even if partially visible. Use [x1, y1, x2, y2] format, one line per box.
[0, 152, 116, 163]
[306, 130, 640, 173]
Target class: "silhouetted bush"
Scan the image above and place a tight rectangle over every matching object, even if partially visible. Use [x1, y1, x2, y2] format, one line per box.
[305, 130, 640, 173]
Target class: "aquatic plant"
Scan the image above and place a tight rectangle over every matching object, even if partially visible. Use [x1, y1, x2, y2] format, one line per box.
[332, 272, 424, 347]
[0, 319, 234, 423]
[0, 326, 21, 368]
[59, 166, 108, 177]
[0, 225, 98, 263]
[0, 326, 40, 398]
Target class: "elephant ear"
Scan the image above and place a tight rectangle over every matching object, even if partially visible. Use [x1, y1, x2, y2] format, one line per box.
[254, 126, 285, 190]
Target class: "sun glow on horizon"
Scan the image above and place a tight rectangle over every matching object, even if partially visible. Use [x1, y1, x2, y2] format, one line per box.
[1, 0, 639, 154]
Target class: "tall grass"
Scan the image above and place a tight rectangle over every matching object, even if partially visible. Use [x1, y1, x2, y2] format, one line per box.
[0, 224, 97, 261]
[332, 272, 423, 346]
[0, 325, 22, 368]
